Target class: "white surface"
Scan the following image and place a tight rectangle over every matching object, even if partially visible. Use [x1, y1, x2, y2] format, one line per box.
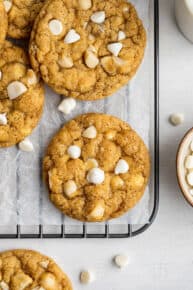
[0, 1, 193, 289]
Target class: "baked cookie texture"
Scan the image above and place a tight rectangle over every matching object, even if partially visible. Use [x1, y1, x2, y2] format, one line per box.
[0, 0, 8, 48]
[0, 249, 73, 289]
[6, 0, 45, 39]
[0, 41, 44, 148]
[43, 113, 150, 222]
[29, 0, 146, 100]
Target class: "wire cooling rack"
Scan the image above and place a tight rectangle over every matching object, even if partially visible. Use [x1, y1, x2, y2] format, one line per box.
[0, 0, 159, 239]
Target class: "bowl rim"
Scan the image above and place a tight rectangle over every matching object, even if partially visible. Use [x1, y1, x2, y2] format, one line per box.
[176, 127, 193, 207]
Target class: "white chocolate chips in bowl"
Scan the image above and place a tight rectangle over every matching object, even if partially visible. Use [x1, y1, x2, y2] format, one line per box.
[177, 128, 193, 206]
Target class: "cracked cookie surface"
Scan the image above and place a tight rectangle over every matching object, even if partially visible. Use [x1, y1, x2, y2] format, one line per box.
[29, 0, 146, 101]
[0, 41, 44, 148]
[0, 0, 8, 48]
[6, 0, 45, 39]
[0, 249, 72, 289]
[43, 113, 150, 222]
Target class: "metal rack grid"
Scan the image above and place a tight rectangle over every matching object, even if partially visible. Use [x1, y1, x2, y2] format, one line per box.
[0, 0, 159, 239]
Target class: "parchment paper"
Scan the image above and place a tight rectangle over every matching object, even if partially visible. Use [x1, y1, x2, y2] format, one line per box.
[0, 0, 154, 228]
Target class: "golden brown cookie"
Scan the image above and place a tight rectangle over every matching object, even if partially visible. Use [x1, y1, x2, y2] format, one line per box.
[0, 249, 73, 289]
[43, 113, 150, 222]
[4, 0, 45, 39]
[0, 41, 44, 148]
[29, 0, 146, 101]
[0, 0, 8, 48]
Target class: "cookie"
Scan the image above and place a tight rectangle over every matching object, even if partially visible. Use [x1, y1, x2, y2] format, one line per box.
[4, 0, 45, 39]
[29, 0, 146, 101]
[0, 0, 8, 48]
[0, 249, 72, 289]
[43, 113, 150, 222]
[0, 41, 44, 148]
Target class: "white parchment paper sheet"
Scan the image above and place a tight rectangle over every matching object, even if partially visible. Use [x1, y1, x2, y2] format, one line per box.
[0, 0, 154, 227]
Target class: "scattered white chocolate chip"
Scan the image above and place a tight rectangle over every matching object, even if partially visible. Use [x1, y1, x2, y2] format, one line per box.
[118, 30, 126, 41]
[64, 180, 77, 198]
[87, 168, 105, 184]
[0, 281, 9, 290]
[67, 145, 81, 159]
[39, 260, 49, 269]
[0, 113, 7, 125]
[107, 42, 123, 57]
[7, 81, 27, 100]
[58, 56, 73, 68]
[78, 0, 92, 10]
[3, 0, 12, 12]
[169, 113, 184, 126]
[19, 138, 34, 152]
[27, 69, 38, 85]
[114, 255, 129, 268]
[89, 203, 105, 219]
[48, 19, 63, 35]
[0, 70, 2, 80]
[85, 51, 99, 68]
[64, 29, 80, 44]
[58, 97, 76, 115]
[91, 11, 105, 24]
[185, 155, 193, 169]
[83, 125, 97, 139]
[187, 172, 193, 186]
[190, 140, 193, 152]
[80, 270, 95, 284]
[115, 159, 129, 175]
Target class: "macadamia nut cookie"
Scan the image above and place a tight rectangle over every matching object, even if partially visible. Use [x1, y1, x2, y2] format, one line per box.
[0, 249, 72, 289]
[4, 0, 45, 39]
[43, 113, 150, 222]
[29, 0, 146, 100]
[0, 0, 8, 48]
[0, 41, 44, 147]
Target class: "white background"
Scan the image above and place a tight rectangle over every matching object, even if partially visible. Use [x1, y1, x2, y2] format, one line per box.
[1, 1, 193, 289]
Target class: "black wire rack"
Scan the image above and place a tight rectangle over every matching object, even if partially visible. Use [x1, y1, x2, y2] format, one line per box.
[0, 0, 159, 239]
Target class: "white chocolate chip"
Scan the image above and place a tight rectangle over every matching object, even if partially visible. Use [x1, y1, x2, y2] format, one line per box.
[58, 56, 73, 68]
[87, 168, 105, 184]
[0, 113, 7, 125]
[67, 145, 81, 159]
[185, 155, 193, 169]
[32, 287, 45, 290]
[80, 271, 95, 284]
[27, 69, 38, 85]
[123, 6, 129, 12]
[40, 273, 56, 289]
[0, 281, 9, 290]
[169, 113, 184, 126]
[89, 203, 105, 219]
[190, 140, 193, 152]
[118, 31, 126, 41]
[64, 180, 77, 198]
[7, 81, 27, 100]
[107, 42, 123, 57]
[3, 1, 12, 12]
[85, 51, 99, 68]
[39, 260, 49, 269]
[19, 138, 34, 152]
[115, 159, 129, 175]
[15, 273, 32, 290]
[88, 45, 97, 53]
[58, 97, 76, 115]
[78, 0, 92, 10]
[187, 172, 193, 186]
[0, 70, 2, 80]
[83, 126, 97, 139]
[48, 19, 63, 35]
[64, 29, 80, 44]
[91, 11, 105, 24]
[114, 255, 129, 268]
[190, 189, 193, 196]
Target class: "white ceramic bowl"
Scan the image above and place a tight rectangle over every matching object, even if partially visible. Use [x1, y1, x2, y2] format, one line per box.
[177, 128, 193, 206]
